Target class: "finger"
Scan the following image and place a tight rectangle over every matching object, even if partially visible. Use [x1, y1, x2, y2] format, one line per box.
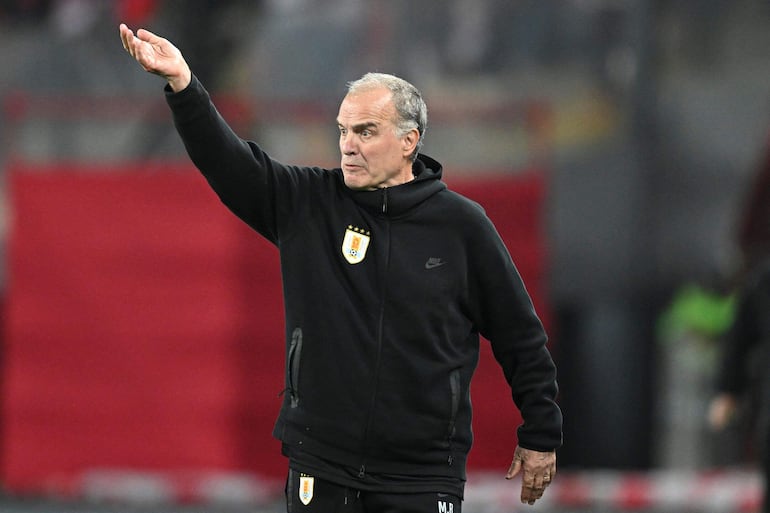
[119, 23, 133, 52]
[120, 25, 144, 60]
[521, 468, 550, 505]
[522, 468, 535, 488]
[520, 484, 544, 505]
[540, 465, 555, 486]
[545, 462, 556, 485]
[136, 28, 163, 45]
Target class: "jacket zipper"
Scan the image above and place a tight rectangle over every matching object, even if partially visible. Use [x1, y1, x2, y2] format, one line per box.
[381, 188, 388, 214]
[288, 327, 303, 408]
[359, 192, 390, 479]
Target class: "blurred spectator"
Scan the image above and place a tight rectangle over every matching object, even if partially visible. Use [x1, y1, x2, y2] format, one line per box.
[657, 281, 736, 343]
[655, 278, 736, 468]
[443, 0, 493, 74]
[708, 132, 770, 512]
[708, 258, 770, 513]
[50, 0, 104, 39]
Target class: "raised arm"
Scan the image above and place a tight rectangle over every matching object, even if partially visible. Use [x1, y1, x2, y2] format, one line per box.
[119, 23, 191, 93]
[118, 22, 299, 244]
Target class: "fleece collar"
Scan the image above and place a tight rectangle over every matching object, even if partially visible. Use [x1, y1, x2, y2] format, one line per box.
[343, 154, 447, 216]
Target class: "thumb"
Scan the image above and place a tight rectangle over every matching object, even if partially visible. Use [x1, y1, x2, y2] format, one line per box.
[506, 456, 522, 480]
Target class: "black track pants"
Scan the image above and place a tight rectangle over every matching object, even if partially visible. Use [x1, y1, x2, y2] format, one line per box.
[285, 469, 462, 513]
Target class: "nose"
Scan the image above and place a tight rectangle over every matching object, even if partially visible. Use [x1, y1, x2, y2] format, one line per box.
[340, 133, 357, 155]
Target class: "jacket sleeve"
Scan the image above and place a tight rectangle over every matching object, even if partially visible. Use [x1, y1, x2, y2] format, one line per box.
[468, 212, 563, 452]
[164, 75, 311, 245]
[715, 265, 768, 396]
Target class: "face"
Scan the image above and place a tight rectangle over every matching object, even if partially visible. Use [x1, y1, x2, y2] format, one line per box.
[337, 87, 418, 190]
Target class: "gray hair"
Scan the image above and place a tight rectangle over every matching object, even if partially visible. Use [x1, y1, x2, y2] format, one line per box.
[346, 72, 428, 161]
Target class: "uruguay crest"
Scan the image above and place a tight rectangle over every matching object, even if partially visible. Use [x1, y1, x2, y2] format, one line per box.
[299, 474, 314, 505]
[341, 225, 371, 264]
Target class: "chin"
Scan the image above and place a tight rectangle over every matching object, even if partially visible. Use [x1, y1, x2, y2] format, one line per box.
[344, 181, 371, 191]
[343, 174, 369, 190]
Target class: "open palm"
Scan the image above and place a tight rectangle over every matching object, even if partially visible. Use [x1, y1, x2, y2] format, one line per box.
[119, 23, 191, 92]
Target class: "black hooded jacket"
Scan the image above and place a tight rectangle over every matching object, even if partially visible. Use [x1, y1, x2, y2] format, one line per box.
[166, 75, 562, 483]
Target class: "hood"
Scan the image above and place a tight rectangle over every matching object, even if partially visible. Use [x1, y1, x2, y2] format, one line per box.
[345, 154, 447, 216]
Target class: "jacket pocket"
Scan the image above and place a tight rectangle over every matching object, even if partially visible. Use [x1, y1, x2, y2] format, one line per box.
[446, 368, 461, 465]
[288, 327, 303, 408]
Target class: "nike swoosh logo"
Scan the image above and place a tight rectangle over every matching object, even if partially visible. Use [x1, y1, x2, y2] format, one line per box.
[425, 258, 446, 269]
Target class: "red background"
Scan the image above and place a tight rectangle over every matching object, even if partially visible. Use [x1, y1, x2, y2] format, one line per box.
[2, 162, 548, 492]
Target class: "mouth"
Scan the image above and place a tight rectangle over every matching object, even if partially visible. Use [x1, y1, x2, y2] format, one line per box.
[343, 163, 365, 172]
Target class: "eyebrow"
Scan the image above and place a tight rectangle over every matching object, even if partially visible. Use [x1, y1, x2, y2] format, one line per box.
[337, 121, 379, 132]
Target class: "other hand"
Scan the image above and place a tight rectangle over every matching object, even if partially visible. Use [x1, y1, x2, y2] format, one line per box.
[506, 445, 556, 506]
[119, 23, 191, 92]
[708, 393, 738, 431]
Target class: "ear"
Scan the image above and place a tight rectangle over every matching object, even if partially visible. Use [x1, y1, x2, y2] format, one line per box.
[402, 128, 419, 158]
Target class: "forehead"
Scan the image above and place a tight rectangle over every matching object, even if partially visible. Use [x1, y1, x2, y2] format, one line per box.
[337, 87, 396, 125]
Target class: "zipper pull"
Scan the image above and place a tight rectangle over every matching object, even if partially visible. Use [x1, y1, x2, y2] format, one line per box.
[381, 188, 388, 214]
[358, 464, 366, 478]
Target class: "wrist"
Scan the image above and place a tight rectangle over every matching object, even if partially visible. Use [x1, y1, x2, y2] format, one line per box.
[167, 68, 192, 93]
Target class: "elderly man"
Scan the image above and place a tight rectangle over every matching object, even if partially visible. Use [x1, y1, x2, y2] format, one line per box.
[120, 23, 562, 512]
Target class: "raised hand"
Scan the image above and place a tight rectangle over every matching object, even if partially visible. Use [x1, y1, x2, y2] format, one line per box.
[119, 23, 191, 92]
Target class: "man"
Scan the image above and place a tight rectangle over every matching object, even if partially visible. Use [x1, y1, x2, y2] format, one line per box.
[119, 23, 562, 512]
[709, 135, 770, 512]
[709, 258, 770, 513]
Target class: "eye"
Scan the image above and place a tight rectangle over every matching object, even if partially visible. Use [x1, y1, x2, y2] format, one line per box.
[360, 129, 372, 138]
[338, 127, 347, 136]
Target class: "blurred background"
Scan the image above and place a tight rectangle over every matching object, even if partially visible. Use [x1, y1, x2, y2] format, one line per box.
[1, 0, 769, 512]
